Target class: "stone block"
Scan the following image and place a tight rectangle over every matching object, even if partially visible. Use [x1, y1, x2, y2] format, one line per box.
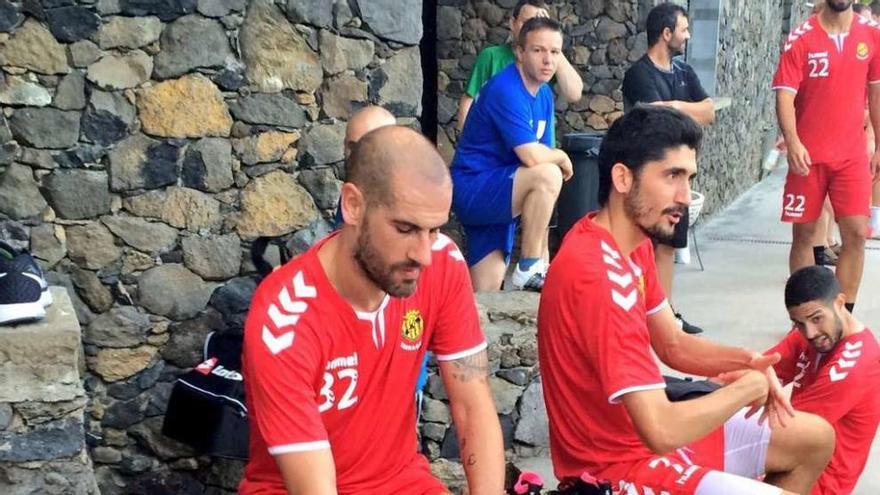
[96, 15, 163, 49]
[0, 287, 83, 403]
[356, 0, 422, 45]
[0, 19, 69, 74]
[42, 169, 111, 220]
[9, 107, 80, 149]
[137, 74, 233, 138]
[153, 15, 233, 79]
[240, 0, 323, 93]
[0, 163, 46, 219]
[138, 264, 216, 320]
[87, 50, 153, 90]
[236, 170, 319, 239]
[513, 378, 549, 447]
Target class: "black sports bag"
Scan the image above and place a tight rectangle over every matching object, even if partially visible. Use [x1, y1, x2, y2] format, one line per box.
[162, 331, 249, 460]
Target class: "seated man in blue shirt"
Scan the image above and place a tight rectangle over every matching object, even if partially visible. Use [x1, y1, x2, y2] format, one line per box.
[451, 17, 574, 292]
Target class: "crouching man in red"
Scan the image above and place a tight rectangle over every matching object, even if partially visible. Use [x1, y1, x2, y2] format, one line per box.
[766, 265, 880, 495]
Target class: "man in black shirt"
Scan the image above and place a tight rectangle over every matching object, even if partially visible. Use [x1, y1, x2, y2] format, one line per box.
[622, 2, 715, 334]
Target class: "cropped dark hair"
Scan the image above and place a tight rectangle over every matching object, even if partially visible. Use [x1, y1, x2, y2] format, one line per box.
[646, 3, 688, 46]
[871, 0, 880, 17]
[513, 0, 548, 20]
[854, 4, 868, 15]
[597, 105, 702, 206]
[785, 266, 841, 309]
[516, 16, 562, 48]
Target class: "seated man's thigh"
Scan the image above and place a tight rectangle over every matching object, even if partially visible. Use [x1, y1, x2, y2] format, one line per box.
[613, 457, 780, 495]
[452, 165, 519, 226]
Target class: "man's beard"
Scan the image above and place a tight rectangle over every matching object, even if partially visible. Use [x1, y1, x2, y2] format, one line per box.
[826, 0, 855, 13]
[623, 178, 686, 244]
[354, 220, 420, 298]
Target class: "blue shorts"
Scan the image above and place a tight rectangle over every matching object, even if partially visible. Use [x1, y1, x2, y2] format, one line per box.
[452, 165, 519, 266]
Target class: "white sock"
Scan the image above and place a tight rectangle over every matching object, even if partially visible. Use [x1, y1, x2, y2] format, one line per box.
[871, 206, 880, 233]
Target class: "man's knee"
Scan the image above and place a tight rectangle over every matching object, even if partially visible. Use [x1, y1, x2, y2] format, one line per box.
[791, 222, 820, 245]
[768, 411, 834, 471]
[838, 217, 869, 246]
[525, 163, 563, 195]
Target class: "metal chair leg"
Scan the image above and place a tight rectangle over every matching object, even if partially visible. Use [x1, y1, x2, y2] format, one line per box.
[691, 220, 704, 272]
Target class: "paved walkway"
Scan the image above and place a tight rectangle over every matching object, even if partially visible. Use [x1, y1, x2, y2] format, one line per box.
[521, 166, 880, 493]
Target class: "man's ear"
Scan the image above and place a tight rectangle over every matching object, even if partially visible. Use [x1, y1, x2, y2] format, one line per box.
[611, 163, 634, 195]
[834, 292, 848, 313]
[340, 183, 365, 227]
[663, 26, 673, 43]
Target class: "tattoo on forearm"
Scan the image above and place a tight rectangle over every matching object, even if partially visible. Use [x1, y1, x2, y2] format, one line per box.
[450, 351, 489, 383]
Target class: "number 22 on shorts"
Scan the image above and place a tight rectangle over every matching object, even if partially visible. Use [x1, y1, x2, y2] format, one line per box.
[784, 193, 806, 218]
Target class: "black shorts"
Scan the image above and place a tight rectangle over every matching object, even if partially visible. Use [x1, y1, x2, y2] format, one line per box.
[656, 208, 689, 248]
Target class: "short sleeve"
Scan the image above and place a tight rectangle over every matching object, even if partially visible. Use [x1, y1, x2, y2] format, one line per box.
[539, 88, 555, 147]
[870, 29, 880, 84]
[243, 278, 328, 455]
[685, 64, 710, 101]
[466, 49, 494, 98]
[623, 63, 663, 106]
[579, 275, 665, 403]
[428, 237, 487, 361]
[765, 330, 804, 385]
[483, 84, 541, 150]
[772, 40, 805, 94]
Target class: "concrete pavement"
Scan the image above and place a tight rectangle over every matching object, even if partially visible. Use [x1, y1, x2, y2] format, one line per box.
[519, 166, 880, 493]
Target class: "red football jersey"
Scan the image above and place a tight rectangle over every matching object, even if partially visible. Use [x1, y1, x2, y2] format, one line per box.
[538, 214, 668, 480]
[240, 233, 486, 494]
[768, 328, 880, 495]
[772, 15, 880, 163]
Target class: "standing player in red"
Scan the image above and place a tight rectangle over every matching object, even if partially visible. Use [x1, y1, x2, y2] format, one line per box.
[240, 126, 504, 494]
[773, 0, 880, 313]
[538, 106, 835, 495]
[765, 266, 880, 495]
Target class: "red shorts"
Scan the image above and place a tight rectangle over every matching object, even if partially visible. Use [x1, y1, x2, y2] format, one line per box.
[781, 156, 871, 223]
[597, 410, 778, 495]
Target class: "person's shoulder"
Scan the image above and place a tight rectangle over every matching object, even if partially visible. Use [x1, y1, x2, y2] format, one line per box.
[550, 224, 609, 283]
[783, 16, 819, 52]
[624, 55, 652, 77]
[474, 44, 511, 67]
[429, 234, 467, 264]
[247, 244, 330, 334]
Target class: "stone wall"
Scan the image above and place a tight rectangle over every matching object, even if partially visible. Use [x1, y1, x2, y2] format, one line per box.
[694, 0, 785, 216]
[0, 0, 423, 493]
[423, 292, 545, 491]
[437, 0, 787, 217]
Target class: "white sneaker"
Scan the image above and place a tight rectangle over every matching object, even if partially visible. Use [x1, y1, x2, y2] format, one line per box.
[674, 247, 691, 265]
[511, 259, 546, 292]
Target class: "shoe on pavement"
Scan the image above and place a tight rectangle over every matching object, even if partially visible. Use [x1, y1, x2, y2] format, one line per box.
[675, 313, 703, 334]
[0, 241, 52, 307]
[814, 246, 838, 267]
[511, 259, 546, 292]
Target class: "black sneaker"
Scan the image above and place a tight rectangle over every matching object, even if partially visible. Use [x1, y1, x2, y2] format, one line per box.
[675, 313, 704, 334]
[0, 268, 45, 325]
[0, 241, 52, 308]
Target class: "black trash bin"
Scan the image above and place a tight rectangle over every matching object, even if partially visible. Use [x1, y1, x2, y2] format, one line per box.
[556, 132, 604, 241]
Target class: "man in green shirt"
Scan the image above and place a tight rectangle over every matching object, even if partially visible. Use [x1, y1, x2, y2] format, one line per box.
[455, 0, 584, 131]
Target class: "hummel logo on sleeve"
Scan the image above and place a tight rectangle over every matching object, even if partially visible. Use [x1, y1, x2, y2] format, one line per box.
[431, 234, 465, 262]
[262, 270, 317, 355]
[829, 341, 864, 382]
[601, 241, 638, 311]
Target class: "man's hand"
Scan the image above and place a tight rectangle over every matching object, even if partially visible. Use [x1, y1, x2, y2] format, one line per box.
[749, 353, 796, 427]
[558, 154, 574, 181]
[871, 149, 880, 183]
[785, 139, 811, 176]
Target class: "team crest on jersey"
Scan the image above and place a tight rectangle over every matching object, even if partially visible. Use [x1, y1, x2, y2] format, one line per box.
[857, 42, 870, 60]
[401, 309, 424, 343]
